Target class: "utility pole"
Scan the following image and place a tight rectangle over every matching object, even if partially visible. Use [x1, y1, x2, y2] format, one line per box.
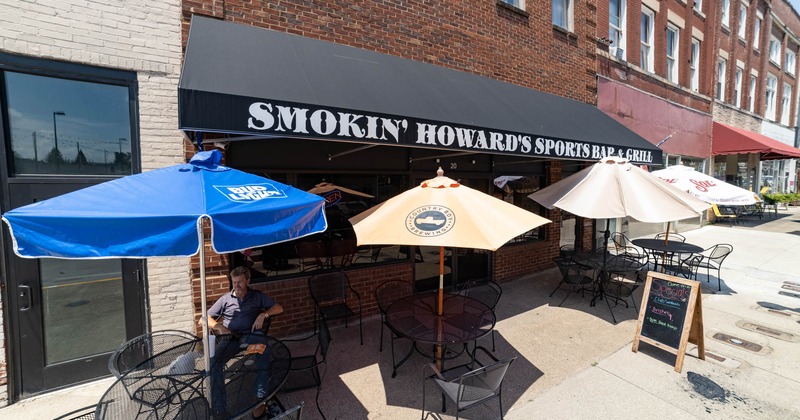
[53, 111, 65, 154]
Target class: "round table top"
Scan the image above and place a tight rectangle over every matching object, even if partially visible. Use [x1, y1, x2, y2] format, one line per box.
[385, 292, 495, 346]
[572, 251, 644, 273]
[632, 238, 704, 254]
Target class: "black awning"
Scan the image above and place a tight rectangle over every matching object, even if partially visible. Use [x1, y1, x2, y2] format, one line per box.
[178, 16, 662, 165]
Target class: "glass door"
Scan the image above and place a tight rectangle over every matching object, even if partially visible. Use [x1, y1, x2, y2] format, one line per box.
[4, 181, 146, 397]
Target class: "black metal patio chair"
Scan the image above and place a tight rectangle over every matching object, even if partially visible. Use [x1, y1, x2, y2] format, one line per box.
[278, 319, 332, 420]
[375, 279, 414, 352]
[308, 271, 363, 345]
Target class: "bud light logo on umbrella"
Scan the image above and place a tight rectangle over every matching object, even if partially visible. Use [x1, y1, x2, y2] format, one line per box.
[406, 206, 455, 237]
[215, 184, 287, 202]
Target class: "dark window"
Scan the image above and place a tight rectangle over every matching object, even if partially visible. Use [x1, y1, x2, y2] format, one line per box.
[1, 54, 137, 177]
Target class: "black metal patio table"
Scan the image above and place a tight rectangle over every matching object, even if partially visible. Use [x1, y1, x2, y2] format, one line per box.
[384, 292, 495, 377]
[571, 251, 644, 307]
[632, 238, 703, 270]
[95, 334, 291, 419]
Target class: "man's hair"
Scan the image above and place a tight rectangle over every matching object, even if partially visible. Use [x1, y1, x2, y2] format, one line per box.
[230, 266, 251, 281]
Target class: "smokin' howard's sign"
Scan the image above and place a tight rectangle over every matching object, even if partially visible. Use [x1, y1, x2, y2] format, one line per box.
[178, 92, 661, 164]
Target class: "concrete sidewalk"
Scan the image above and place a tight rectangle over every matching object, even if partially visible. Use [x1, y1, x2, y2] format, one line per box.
[2, 207, 799, 419]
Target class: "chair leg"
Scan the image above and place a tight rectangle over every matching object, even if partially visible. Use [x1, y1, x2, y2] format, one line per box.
[491, 330, 496, 352]
[359, 312, 363, 345]
[605, 292, 618, 324]
[315, 386, 326, 420]
[717, 267, 722, 291]
[499, 389, 504, 420]
[379, 318, 385, 352]
[549, 282, 563, 297]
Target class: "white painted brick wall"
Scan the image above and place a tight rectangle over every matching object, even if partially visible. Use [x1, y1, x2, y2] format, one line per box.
[0, 0, 190, 406]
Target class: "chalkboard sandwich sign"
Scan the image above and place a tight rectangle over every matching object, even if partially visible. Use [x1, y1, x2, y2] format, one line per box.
[632, 271, 705, 372]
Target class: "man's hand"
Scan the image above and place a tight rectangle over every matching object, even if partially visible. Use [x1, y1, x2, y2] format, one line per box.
[251, 312, 269, 332]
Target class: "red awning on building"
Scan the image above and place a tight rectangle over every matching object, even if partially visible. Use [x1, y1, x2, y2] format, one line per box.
[712, 122, 800, 160]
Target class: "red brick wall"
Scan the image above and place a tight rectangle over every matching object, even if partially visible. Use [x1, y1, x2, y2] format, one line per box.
[193, 260, 414, 337]
[181, 0, 598, 104]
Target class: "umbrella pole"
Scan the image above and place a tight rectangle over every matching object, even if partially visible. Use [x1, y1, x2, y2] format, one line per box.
[198, 224, 212, 406]
[600, 220, 617, 324]
[661, 222, 671, 272]
[436, 246, 444, 370]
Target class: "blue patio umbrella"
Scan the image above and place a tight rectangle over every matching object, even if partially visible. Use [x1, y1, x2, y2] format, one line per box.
[2, 149, 327, 384]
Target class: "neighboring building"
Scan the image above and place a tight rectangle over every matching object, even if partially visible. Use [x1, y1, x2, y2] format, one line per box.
[0, 0, 188, 405]
[595, 0, 717, 236]
[595, 0, 800, 237]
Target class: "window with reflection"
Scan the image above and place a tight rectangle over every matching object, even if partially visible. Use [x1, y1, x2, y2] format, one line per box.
[236, 173, 411, 282]
[4, 71, 134, 176]
[493, 175, 546, 243]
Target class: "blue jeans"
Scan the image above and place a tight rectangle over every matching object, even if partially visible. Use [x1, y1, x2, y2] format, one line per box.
[210, 332, 270, 415]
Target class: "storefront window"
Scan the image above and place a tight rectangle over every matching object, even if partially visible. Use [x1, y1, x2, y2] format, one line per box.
[494, 175, 546, 243]
[4, 71, 134, 176]
[238, 173, 410, 282]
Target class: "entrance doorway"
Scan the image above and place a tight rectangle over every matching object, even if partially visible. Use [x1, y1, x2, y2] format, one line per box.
[3, 181, 146, 398]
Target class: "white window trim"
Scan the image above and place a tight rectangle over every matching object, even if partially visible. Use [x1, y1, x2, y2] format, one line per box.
[691, 38, 701, 91]
[667, 25, 680, 84]
[501, 0, 526, 10]
[641, 7, 655, 72]
[749, 75, 757, 112]
[735, 67, 743, 107]
[766, 74, 778, 121]
[610, 0, 627, 60]
[770, 36, 781, 64]
[721, 0, 730, 28]
[553, 0, 573, 31]
[717, 58, 727, 101]
[737, 4, 747, 40]
[753, 17, 761, 50]
[781, 84, 792, 125]
[785, 49, 796, 75]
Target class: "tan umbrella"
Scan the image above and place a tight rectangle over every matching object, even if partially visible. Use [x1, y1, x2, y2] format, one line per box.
[350, 168, 551, 366]
[529, 157, 710, 311]
[308, 182, 374, 198]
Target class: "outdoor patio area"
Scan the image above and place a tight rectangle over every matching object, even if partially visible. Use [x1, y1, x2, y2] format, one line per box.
[276, 266, 642, 419]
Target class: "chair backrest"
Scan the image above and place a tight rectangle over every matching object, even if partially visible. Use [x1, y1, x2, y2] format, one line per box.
[456, 357, 516, 403]
[308, 271, 349, 304]
[654, 232, 686, 242]
[274, 403, 304, 420]
[559, 244, 576, 258]
[709, 244, 733, 261]
[462, 281, 502, 310]
[375, 280, 413, 314]
[553, 257, 575, 279]
[108, 330, 198, 379]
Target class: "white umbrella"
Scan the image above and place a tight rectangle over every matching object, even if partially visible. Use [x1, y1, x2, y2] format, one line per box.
[529, 157, 710, 318]
[529, 157, 710, 222]
[651, 165, 758, 205]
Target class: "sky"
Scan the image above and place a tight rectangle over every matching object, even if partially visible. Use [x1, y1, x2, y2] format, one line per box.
[790, 0, 800, 14]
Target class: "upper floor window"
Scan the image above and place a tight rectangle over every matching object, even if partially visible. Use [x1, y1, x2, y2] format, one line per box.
[734, 67, 743, 107]
[770, 36, 781, 64]
[690, 38, 701, 91]
[3, 67, 136, 177]
[749, 75, 757, 112]
[721, 0, 730, 28]
[737, 4, 747, 39]
[640, 8, 655, 72]
[666, 25, 680, 83]
[786, 49, 796, 75]
[781, 83, 792, 125]
[717, 58, 727, 101]
[766, 74, 778, 120]
[754, 17, 762, 49]
[553, 0, 573, 31]
[609, 0, 627, 60]
[501, 0, 525, 9]
[694, 0, 702, 13]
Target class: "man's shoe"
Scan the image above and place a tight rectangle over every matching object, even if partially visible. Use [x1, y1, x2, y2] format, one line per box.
[251, 402, 267, 419]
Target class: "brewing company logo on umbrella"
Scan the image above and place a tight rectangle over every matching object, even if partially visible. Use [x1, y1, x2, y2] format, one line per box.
[215, 183, 288, 202]
[407, 206, 455, 237]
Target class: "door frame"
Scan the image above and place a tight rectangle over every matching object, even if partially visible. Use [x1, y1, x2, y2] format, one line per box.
[1, 179, 148, 399]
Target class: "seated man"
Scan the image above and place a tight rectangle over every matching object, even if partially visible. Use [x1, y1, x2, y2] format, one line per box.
[207, 266, 284, 418]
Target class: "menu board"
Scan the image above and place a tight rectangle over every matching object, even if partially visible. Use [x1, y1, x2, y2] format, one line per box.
[640, 277, 692, 348]
[632, 271, 704, 373]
